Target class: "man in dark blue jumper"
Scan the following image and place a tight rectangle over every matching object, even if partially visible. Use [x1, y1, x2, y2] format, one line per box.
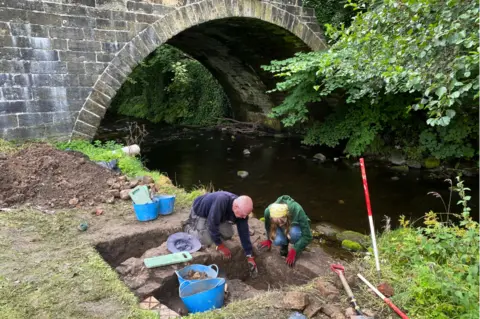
[184, 191, 257, 274]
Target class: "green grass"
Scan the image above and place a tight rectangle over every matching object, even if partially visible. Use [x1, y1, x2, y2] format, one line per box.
[0, 208, 159, 319]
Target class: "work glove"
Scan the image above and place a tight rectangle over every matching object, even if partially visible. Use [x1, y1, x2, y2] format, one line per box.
[258, 239, 272, 251]
[286, 248, 296, 267]
[216, 243, 231, 259]
[247, 256, 258, 278]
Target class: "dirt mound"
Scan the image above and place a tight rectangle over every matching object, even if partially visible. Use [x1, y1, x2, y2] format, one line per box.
[0, 143, 119, 208]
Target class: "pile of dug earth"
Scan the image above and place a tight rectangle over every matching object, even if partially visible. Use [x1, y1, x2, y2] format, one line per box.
[0, 143, 154, 209]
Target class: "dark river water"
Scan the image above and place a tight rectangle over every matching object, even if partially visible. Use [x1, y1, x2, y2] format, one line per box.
[134, 129, 479, 233]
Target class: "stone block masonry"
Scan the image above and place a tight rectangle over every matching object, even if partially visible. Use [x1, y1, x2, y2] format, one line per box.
[0, 0, 326, 141]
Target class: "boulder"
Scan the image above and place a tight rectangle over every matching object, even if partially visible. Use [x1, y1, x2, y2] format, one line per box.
[391, 176, 400, 181]
[322, 305, 345, 318]
[129, 179, 139, 188]
[282, 291, 310, 311]
[406, 160, 422, 169]
[424, 157, 440, 169]
[314, 222, 344, 241]
[341, 239, 363, 251]
[389, 150, 406, 165]
[336, 231, 370, 247]
[313, 153, 326, 162]
[237, 171, 249, 178]
[243, 149, 251, 156]
[106, 178, 116, 186]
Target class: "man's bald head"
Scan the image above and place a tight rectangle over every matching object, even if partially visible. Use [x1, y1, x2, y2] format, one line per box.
[232, 195, 253, 219]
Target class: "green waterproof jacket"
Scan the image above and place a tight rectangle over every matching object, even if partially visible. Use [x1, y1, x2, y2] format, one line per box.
[264, 195, 312, 253]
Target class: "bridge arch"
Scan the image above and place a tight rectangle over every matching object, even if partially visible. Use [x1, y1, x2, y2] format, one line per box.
[0, 0, 326, 140]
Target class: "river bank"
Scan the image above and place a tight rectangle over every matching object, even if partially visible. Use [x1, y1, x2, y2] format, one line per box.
[0, 139, 477, 319]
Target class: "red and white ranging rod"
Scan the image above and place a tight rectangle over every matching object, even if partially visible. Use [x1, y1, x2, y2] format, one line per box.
[359, 158, 381, 276]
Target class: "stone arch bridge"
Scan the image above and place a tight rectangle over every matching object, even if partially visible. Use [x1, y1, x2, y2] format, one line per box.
[0, 0, 326, 140]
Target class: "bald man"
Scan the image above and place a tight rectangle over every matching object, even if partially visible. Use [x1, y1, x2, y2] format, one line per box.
[184, 191, 257, 274]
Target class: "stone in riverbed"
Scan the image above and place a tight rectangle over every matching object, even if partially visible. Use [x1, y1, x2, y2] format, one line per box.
[243, 149, 251, 156]
[390, 165, 409, 172]
[407, 160, 422, 169]
[120, 189, 130, 200]
[313, 153, 326, 162]
[314, 222, 344, 241]
[389, 150, 406, 165]
[424, 157, 440, 169]
[237, 170, 249, 178]
[341, 239, 364, 251]
[336, 230, 370, 247]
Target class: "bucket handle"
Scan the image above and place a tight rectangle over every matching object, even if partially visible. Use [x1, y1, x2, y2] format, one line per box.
[209, 264, 219, 275]
[179, 280, 191, 291]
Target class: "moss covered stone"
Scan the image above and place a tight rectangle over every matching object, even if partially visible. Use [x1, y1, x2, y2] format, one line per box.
[337, 230, 370, 247]
[341, 239, 363, 251]
[424, 157, 440, 169]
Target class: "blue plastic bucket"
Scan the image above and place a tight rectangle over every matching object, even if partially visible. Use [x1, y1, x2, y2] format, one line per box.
[153, 195, 176, 215]
[133, 202, 158, 222]
[179, 278, 225, 313]
[175, 264, 219, 285]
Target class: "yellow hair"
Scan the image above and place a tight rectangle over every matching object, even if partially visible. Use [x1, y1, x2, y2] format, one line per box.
[269, 203, 288, 218]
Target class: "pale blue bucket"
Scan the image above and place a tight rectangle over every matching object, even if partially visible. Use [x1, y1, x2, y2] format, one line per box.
[175, 264, 219, 285]
[153, 195, 176, 215]
[179, 278, 226, 313]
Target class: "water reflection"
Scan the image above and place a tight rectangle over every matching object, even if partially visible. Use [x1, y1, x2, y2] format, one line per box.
[143, 131, 479, 233]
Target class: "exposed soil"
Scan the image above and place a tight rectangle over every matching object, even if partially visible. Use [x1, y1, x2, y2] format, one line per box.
[0, 143, 118, 208]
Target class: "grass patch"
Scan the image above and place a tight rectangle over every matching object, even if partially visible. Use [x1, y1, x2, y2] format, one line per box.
[351, 177, 479, 319]
[0, 208, 159, 319]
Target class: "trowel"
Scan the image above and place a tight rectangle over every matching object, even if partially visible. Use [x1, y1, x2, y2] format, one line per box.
[330, 264, 373, 319]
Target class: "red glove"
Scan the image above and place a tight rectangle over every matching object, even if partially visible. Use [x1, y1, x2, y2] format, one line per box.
[216, 243, 231, 259]
[259, 239, 272, 251]
[286, 248, 296, 267]
[247, 257, 257, 273]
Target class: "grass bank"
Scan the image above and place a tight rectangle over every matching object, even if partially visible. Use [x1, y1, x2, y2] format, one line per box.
[350, 177, 479, 319]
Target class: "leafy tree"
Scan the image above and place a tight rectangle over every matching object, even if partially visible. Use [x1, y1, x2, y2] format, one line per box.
[111, 45, 230, 126]
[264, 0, 479, 160]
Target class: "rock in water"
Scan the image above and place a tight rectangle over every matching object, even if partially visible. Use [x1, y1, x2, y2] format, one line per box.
[243, 149, 251, 156]
[389, 150, 406, 165]
[314, 222, 344, 241]
[341, 239, 363, 251]
[390, 165, 409, 172]
[407, 160, 422, 169]
[237, 170, 249, 178]
[424, 157, 440, 169]
[337, 230, 370, 247]
[313, 153, 326, 162]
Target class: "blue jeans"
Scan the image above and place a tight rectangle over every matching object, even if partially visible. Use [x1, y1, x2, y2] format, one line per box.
[273, 225, 302, 246]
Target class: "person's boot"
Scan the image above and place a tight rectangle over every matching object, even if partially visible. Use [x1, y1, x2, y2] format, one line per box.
[280, 244, 289, 257]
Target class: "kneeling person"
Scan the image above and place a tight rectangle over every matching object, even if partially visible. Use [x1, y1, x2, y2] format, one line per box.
[184, 191, 257, 272]
[259, 195, 312, 267]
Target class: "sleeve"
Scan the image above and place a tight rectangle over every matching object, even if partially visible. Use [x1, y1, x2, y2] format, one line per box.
[206, 197, 227, 246]
[236, 219, 253, 256]
[264, 206, 271, 240]
[292, 205, 313, 253]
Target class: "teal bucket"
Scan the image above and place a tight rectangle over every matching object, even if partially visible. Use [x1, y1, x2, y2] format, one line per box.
[179, 278, 225, 314]
[133, 202, 158, 222]
[153, 195, 176, 215]
[175, 264, 219, 285]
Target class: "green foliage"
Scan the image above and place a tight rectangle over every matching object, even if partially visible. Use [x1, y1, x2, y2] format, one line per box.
[264, 0, 479, 160]
[363, 177, 479, 318]
[111, 45, 229, 126]
[304, 0, 360, 30]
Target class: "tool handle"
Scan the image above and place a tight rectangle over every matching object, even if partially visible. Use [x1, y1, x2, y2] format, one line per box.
[338, 273, 354, 297]
[385, 298, 409, 319]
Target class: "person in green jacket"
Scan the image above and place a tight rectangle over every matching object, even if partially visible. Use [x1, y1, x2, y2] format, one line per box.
[258, 195, 313, 267]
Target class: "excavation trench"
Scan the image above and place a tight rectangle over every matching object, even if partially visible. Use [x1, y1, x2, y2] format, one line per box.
[96, 218, 331, 315]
